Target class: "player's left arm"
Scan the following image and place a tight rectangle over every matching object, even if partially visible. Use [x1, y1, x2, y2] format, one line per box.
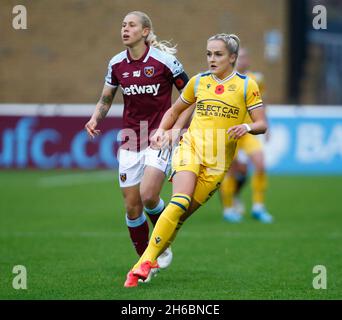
[227, 79, 267, 139]
[247, 107, 268, 134]
[247, 78, 268, 134]
[170, 55, 189, 93]
[162, 67, 191, 146]
[173, 71, 190, 92]
[170, 65, 195, 132]
[256, 72, 271, 140]
[227, 107, 267, 139]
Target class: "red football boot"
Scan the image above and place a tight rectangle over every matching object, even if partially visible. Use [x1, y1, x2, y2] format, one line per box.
[124, 270, 139, 288]
[133, 261, 159, 281]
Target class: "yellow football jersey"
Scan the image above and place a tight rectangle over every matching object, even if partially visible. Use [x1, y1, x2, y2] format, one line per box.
[180, 71, 263, 170]
[244, 71, 265, 123]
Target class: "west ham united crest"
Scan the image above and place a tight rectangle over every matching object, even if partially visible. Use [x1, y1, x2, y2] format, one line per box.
[120, 173, 127, 182]
[144, 66, 154, 77]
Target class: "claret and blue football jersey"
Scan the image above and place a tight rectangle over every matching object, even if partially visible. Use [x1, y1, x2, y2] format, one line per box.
[105, 45, 189, 150]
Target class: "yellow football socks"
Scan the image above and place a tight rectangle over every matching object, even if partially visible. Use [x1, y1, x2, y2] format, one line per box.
[133, 193, 191, 270]
[220, 174, 236, 208]
[252, 172, 267, 204]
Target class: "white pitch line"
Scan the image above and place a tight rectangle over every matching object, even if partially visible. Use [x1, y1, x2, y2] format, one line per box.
[38, 171, 115, 187]
[0, 230, 340, 239]
[181, 231, 342, 240]
[0, 231, 126, 238]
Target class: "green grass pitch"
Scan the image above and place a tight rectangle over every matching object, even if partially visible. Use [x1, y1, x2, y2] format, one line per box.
[0, 170, 341, 299]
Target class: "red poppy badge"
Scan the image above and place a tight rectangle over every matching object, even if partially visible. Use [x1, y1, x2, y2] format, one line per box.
[215, 84, 224, 94]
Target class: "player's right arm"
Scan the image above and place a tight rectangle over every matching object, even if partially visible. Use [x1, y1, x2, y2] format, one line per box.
[164, 103, 195, 147]
[151, 97, 192, 149]
[151, 75, 197, 149]
[85, 84, 118, 138]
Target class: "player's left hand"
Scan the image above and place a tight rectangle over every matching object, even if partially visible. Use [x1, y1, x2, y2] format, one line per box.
[227, 125, 248, 140]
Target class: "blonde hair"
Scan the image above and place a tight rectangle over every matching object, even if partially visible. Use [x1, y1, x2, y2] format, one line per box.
[208, 33, 240, 66]
[127, 11, 177, 55]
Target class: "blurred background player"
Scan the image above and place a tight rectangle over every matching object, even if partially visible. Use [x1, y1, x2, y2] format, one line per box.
[124, 33, 268, 287]
[84, 11, 189, 279]
[220, 47, 273, 223]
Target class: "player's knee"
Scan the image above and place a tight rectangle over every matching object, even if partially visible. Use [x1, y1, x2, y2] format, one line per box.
[251, 154, 265, 173]
[140, 189, 159, 208]
[125, 202, 143, 219]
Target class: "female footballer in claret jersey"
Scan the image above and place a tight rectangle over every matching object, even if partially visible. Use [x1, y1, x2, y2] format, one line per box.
[124, 33, 268, 287]
[85, 11, 189, 280]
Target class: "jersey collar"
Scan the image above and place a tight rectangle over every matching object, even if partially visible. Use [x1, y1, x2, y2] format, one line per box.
[212, 71, 236, 84]
[126, 44, 151, 63]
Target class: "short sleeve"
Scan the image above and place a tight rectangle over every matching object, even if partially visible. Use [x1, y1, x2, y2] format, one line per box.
[104, 61, 119, 88]
[169, 57, 185, 78]
[246, 78, 263, 112]
[180, 75, 197, 105]
[167, 56, 188, 91]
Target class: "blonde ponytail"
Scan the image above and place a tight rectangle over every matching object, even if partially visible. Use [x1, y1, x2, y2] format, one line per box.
[146, 30, 177, 55]
[127, 11, 177, 55]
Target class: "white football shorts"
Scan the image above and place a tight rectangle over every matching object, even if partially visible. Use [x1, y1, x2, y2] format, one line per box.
[118, 146, 171, 187]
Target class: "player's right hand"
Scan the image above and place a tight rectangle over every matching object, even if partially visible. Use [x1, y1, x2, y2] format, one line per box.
[150, 128, 166, 150]
[85, 118, 101, 139]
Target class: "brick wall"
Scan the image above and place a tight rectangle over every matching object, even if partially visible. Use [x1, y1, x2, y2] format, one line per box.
[1, 0, 288, 104]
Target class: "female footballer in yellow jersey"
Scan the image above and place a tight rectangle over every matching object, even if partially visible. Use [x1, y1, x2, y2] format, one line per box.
[124, 33, 268, 287]
[220, 48, 273, 223]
